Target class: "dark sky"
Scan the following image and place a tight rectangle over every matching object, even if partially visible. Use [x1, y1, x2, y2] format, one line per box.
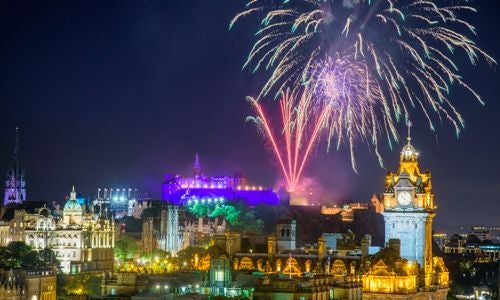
[0, 1, 499, 229]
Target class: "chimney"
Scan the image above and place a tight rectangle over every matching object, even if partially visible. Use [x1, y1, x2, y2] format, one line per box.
[388, 239, 401, 256]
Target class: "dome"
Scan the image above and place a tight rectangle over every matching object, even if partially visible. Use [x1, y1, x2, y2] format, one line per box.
[64, 200, 82, 212]
[63, 186, 82, 212]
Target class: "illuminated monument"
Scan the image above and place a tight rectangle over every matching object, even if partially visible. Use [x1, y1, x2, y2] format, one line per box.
[362, 125, 449, 299]
[21, 187, 115, 274]
[162, 153, 279, 206]
[4, 128, 26, 206]
[382, 125, 434, 271]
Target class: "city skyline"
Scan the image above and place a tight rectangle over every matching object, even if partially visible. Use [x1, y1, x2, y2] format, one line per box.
[1, 0, 499, 228]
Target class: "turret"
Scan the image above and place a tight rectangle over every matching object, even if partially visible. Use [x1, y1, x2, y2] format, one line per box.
[194, 153, 202, 178]
[267, 235, 276, 258]
[318, 236, 326, 261]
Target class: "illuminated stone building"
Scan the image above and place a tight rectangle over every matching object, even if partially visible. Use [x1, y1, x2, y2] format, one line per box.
[20, 187, 115, 274]
[276, 219, 296, 251]
[0, 221, 10, 246]
[362, 128, 449, 299]
[0, 268, 56, 300]
[4, 128, 26, 206]
[141, 205, 204, 256]
[141, 217, 157, 256]
[158, 205, 183, 255]
[321, 203, 370, 222]
[444, 232, 500, 262]
[93, 187, 150, 219]
[162, 153, 280, 206]
[212, 222, 364, 299]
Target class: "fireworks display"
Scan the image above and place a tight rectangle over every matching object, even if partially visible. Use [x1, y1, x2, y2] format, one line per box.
[232, 0, 495, 189]
[247, 87, 329, 191]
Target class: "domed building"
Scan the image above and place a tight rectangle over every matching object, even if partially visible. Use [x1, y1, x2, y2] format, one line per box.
[62, 186, 83, 225]
[21, 187, 115, 274]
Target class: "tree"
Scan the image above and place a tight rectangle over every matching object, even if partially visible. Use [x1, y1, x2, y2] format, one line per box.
[175, 246, 206, 269]
[188, 202, 211, 217]
[61, 273, 101, 296]
[0, 242, 55, 269]
[187, 201, 264, 234]
[115, 235, 138, 260]
[151, 249, 171, 260]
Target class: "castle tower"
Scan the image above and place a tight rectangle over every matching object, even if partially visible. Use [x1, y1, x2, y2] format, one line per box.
[276, 219, 296, 251]
[142, 217, 155, 255]
[158, 205, 183, 255]
[382, 123, 435, 275]
[4, 127, 26, 206]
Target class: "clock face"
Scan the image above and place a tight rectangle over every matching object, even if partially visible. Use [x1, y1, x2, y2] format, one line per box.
[397, 191, 412, 206]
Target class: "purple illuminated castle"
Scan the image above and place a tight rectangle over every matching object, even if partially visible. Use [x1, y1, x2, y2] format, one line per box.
[162, 153, 280, 206]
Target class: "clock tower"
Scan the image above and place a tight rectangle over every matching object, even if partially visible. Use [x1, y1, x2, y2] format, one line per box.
[382, 124, 435, 275]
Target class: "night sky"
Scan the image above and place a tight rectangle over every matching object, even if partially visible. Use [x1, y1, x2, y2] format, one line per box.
[0, 1, 499, 229]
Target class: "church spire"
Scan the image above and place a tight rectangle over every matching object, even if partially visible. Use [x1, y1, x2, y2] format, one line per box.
[13, 127, 20, 172]
[70, 185, 76, 200]
[194, 152, 202, 177]
[400, 120, 418, 162]
[4, 127, 26, 205]
[407, 120, 412, 143]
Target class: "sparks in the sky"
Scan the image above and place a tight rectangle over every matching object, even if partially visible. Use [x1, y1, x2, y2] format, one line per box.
[232, 0, 495, 177]
[247, 87, 329, 191]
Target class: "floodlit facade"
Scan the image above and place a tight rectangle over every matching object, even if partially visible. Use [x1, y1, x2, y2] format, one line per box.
[93, 187, 150, 219]
[0, 268, 56, 300]
[362, 129, 449, 299]
[22, 187, 115, 274]
[162, 153, 280, 206]
[158, 205, 183, 255]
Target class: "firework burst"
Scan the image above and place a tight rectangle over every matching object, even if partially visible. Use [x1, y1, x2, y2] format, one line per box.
[247, 87, 329, 191]
[232, 0, 494, 181]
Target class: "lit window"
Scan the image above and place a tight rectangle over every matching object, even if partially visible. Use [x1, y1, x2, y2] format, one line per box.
[215, 270, 225, 281]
